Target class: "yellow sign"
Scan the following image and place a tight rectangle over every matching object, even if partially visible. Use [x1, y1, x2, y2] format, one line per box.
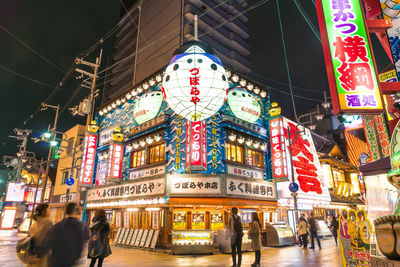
[192, 211, 205, 230]
[173, 211, 186, 230]
[210, 212, 223, 231]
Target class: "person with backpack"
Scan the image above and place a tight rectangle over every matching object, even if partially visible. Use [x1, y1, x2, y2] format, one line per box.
[88, 209, 111, 267]
[39, 203, 88, 267]
[248, 212, 262, 267]
[25, 203, 52, 267]
[228, 207, 243, 267]
[307, 212, 321, 249]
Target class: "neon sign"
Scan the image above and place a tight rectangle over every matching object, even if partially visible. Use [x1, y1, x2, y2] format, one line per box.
[107, 143, 124, 181]
[79, 134, 97, 187]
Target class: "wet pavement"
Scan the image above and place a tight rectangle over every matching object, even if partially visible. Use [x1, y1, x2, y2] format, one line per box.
[1, 230, 341, 266]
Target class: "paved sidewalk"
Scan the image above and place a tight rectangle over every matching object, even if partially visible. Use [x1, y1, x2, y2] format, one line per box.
[1, 230, 341, 267]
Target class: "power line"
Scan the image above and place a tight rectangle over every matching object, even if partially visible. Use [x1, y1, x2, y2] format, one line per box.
[293, 0, 321, 44]
[0, 65, 55, 89]
[0, 24, 65, 74]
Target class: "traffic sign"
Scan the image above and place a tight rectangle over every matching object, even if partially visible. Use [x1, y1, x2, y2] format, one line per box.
[288, 182, 299, 193]
[66, 177, 75, 186]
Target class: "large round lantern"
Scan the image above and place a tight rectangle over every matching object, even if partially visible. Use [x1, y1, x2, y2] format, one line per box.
[227, 89, 261, 123]
[133, 91, 163, 124]
[162, 41, 229, 121]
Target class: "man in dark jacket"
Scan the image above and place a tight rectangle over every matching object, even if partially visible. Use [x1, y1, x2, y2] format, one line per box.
[41, 203, 88, 267]
[307, 212, 321, 249]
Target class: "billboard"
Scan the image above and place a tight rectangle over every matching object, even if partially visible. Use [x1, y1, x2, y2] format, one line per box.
[5, 182, 25, 202]
[316, 0, 383, 114]
[269, 117, 288, 181]
[107, 143, 124, 181]
[79, 134, 97, 187]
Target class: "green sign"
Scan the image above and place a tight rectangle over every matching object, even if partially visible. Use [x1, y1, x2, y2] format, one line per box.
[227, 89, 260, 123]
[133, 91, 163, 125]
[318, 0, 383, 114]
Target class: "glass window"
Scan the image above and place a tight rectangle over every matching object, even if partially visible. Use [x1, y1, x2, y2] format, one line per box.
[225, 143, 244, 164]
[130, 149, 146, 168]
[247, 149, 263, 168]
[149, 143, 166, 164]
[61, 171, 69, 185]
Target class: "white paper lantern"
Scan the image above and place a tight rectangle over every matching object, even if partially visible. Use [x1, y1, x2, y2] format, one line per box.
[162, 41, 229, 121]
[227, 89, 261, 123]
[133, 91, 163, 124]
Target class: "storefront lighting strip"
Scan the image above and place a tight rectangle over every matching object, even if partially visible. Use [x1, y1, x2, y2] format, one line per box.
[145, 207, 160, 211]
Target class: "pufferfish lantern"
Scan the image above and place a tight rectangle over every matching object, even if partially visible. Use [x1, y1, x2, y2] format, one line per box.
[88, 120, 99, 133]
[112, 126, 125, 142]
[162, 40, 229, 121]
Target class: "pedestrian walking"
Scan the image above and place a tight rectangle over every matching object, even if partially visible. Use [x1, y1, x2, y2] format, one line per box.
[228, 207, 243, 267]
[248, 212, 262, 267]
[40, 203, 87, 267]
[307, 212, 321, 249]
[297, 214, 307, 247]
[88, 209, 111, 267]
[330, 215, 339, 246]
[27, 203, 53, 267]
[296, 217, 308, 250]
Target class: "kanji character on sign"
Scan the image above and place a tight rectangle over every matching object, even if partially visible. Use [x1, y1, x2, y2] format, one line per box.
[228, 181, 236, 192]
[346, 95, 361, 107]
[335, 23, 357, 34]
[338, 63, 374, 91]
[190, 87, 200, 95]
[332, 0, 355, 22]
[190, 77, 200, 86]
[362, 95, 377, 107]
[191, 96, 200, 104]
[333, 36, 368, 63]
[189, 68, 199, 75]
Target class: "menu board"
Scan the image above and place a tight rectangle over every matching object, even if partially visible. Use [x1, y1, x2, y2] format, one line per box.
[152, 211, 159, 230]
[240, 209, 256, 224]
[115, 212, 122, 228]
[117, 228, 127, 244]
[140, 229, 149, 248]
[130, 229, 139, 246]
[113, 228, 122, 245]
[124, 228, 134, 245]
[150, 230, 160, 249]
[210, 212, 223, 231]
[142, 212, 149, 229]
[173, 211, 186, 230]
[145, 229, 154, 248]
[135, 229, 143, 247]
[123, 212, 129, 228]
[192, 211, 205, 230]
[132, 212, 139, 228]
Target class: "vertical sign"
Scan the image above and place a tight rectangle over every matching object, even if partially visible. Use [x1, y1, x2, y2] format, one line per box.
[316, 0, 383, 114]
[362, 114, 390, 160]
[186, 121, 206, 171]
[269, 117, 288, 181]
[79, 134, 97, 187]
[107, 143, 124, 181]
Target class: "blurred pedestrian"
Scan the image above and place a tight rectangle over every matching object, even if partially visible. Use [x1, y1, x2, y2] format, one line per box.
[27, 203, 52, 267]
[307, 212, 321, 249]
[40, 203, 87, 267]
[297, 214, 307, 247]
[88, 209, 111, 267]
[330, 215, 339, 246]
[296, 216, 308, 250]
[228, 207, 243, 267]
[248, 212, 262, 267]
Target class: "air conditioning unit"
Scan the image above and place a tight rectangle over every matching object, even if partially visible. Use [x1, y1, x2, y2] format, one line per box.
[78, 99, 91, 115]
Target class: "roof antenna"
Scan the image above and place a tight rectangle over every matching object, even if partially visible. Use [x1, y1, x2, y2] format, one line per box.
[194, 15, 198, 41]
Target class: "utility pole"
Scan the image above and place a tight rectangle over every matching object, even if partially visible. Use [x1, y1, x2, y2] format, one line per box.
[29, 158, 44, 228]
[74, 49, 102, 219]
[64, 139, 82, 206]
[40, 104, 60, 203]
[9, 129, 32, 181]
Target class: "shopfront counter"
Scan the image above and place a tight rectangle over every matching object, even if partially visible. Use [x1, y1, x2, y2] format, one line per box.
[265, 223, 294, 247]
[317, 220, 332, 238]
[217, 229, 252, 253]
[171, 230, 214, 254]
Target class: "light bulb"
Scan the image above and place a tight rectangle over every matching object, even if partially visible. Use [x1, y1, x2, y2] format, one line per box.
[237, 136, 245, 144]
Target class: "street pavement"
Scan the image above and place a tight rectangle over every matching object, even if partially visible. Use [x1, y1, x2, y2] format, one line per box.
[1, 230, 341, 267]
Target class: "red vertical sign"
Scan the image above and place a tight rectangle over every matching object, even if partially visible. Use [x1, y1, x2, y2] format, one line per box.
[186, 121, 206, 171]
[79, 134, 97, 186]
[269, 117, 288, 181]
[107, 143, 124, 180]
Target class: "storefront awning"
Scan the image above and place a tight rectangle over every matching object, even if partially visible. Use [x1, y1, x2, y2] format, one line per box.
[167, 197, 278, 207]
[359, 157, 391, 176]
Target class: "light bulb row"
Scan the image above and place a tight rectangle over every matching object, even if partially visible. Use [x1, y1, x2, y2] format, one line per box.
[98, 73, 163, 116]
[227, 133, 267, 151]
[126, 134, 163, 152]
[226, 70, 267, 98]
[87, 197, 166, 208]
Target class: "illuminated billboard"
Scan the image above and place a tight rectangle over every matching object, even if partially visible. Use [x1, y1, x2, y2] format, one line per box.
[227, 89, 260, 123]
[5, 182, 25, 202]
[133, 91, 163, 125]
[79, 134, 97, 187]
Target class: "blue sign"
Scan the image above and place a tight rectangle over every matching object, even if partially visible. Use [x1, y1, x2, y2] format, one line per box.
[66, 177, 74, 186]
[288, 182, 299, 193]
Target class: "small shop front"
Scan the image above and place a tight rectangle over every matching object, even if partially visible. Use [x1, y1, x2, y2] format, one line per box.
[85, 173, 280, 253]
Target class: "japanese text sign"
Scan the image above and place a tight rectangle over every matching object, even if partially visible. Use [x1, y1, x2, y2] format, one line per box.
[362, 114, 390, 160]
[226, 178, 276, 200]
[79, 134, 97, 187]
[186, 121, 207, 171]
[107, 143, 124, 180]
[227, 164, 263, 179]
[169, 175, 221, 195]
[86, 178, 165, 201]
[269, 117, 288, 181]
[316, 0, 383, 114]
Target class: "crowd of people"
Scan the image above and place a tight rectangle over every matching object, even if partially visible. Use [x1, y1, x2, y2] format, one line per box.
[19, 203, 111, 267]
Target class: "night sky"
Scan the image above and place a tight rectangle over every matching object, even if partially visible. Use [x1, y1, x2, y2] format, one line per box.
[0, 0, 392, 158]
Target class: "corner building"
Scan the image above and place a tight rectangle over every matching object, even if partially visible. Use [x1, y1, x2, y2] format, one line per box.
[86, 70, 283, 251]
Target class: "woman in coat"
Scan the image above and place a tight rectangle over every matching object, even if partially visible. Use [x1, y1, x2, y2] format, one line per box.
[296, 218, 308, 250]
[88, 209, 111, 267]
[248, 212, 262, 267]
[27, 203, 53, 267]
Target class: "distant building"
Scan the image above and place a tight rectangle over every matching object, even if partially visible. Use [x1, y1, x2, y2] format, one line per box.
[102, 0, 251, 103]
